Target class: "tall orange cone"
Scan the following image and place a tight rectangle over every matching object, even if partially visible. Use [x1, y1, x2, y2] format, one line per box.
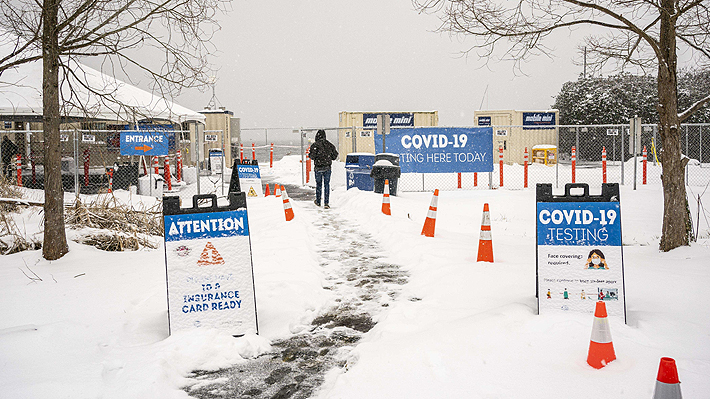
[282, 186, 295, 221]
[477, 203, 494, 262]
[264, 184, 271, 196]
[421, 189, 439, 237]
[652, 357, 682, 399]
[587, 301, 616, 369]
[381, 179, 391, 215]
[274, 184, 282, 198]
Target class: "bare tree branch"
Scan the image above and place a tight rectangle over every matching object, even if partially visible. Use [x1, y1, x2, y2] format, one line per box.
[679, 93, 710, 122]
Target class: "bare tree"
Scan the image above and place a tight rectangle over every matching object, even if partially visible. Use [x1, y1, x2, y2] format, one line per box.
[414, 0, 710, 251]
[0, 0, 227, 260]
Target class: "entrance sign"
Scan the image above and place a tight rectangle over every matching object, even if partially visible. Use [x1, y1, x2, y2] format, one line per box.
[163, 193, 259, 335]
[120, 131, 169, 156]
[237, 164, 263, 197]
[536, 183, 626, 323]
[375, 127, 493, 173]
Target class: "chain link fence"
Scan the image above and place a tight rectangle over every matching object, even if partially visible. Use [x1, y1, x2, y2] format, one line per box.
[395, 123, 710, 192]
[3, 124, 708, 198]
[0, 129, 220, 203]
[0, 127, 341, 203]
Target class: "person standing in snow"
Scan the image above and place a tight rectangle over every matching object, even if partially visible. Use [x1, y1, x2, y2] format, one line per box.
[1, 136, 19, 179]
[309, 129, 338, 209]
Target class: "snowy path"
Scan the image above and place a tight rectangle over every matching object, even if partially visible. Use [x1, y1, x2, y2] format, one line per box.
[184, 202, 408, 399]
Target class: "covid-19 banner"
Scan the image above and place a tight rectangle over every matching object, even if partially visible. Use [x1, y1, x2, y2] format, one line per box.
[536, 184, 626, 323]
[163, 193, 259, 335]
[375, 127, 493, 173]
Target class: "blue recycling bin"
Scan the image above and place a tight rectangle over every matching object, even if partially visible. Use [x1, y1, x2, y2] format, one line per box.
[345, 153, 375, 191]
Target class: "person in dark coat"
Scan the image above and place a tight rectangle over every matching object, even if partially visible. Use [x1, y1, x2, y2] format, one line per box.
[1, 136, 19, 179]
[309, 129, 338, 208]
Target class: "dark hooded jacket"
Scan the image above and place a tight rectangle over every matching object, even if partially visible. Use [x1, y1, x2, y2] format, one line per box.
[1, 136, 18, 165]
[309, 130, 338, 171]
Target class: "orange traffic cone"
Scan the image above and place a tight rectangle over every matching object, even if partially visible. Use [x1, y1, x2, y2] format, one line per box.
[282, 187, 295, 221]
[587, 301, 616, 369]
[477, 203, 494, 262]
[275, 184, 282, 198]
[264, 184, 271, 196]
[421, 189, 439, 237]
[381, 179, 391, 215]
[652, 357, 682, 399]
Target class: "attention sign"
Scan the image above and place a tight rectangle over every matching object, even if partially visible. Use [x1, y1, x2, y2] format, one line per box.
[536, 183, 626, 323]
[163, 193, 259, 335]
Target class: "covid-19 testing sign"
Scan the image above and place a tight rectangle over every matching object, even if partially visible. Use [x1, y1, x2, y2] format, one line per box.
[375, 127, 493, 173]
[163, 193, 258, 335]
[536, 183, 626, 323]
[237, 164, 263, 198]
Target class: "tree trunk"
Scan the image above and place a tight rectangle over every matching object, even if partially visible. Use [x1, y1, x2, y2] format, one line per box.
[657, 0, 690, 251]
[42, 0, 69, 260]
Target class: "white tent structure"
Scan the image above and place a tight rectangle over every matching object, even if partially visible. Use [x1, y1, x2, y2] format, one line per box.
[0, 45, 204, 125]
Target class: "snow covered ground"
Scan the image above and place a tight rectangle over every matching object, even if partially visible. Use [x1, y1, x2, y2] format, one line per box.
[1, 155, 709, 398]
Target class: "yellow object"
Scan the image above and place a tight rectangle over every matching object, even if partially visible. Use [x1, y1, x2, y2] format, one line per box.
[651, 138, 659, 163]
[532, 145, 557, 165]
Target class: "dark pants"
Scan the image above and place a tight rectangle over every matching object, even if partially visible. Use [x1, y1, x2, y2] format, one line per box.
[315, 169, 331, 205]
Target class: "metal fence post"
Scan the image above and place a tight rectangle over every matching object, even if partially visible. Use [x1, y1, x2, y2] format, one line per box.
[351, 126, 356, 153]
[300, 128, 305, 187]
[620, 128, 626, 186]
[685, 125, 689, 183]
[196, 127, 201, 197]
[633, 117, 639, 190]
[653, 125, 658, 165]
[73, 129, 79, 200]
[222, 130, 225, 197]
[555, 127, 559, 188]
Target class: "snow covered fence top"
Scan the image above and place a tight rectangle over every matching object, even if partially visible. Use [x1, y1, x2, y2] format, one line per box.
[375, 127, 494, 173]
[162, 192, 259, 336]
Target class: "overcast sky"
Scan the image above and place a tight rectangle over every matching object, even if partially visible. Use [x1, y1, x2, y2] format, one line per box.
[175, 0, 587, 129]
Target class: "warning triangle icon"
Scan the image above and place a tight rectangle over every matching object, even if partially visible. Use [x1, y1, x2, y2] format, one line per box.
[197, 241, 225, 266]
[247, 186, 258, 197]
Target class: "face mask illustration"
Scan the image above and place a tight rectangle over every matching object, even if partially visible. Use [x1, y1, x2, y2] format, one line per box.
[592, 257, 601, 265]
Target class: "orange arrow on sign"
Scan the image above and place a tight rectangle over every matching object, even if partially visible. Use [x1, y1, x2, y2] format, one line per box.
[134, 144, 153, 152]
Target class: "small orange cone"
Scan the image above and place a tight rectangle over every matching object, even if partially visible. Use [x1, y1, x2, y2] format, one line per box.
[275, 184, 282, 198]
[477, 203, 494, 262]
[652, 357, 682, 399]
[381, 179, 391, 215]
[264, 184, 271, 196]
[421, 189, 439, 237]
[282, 187, 295, 221]
[587, 301, 616, 369]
